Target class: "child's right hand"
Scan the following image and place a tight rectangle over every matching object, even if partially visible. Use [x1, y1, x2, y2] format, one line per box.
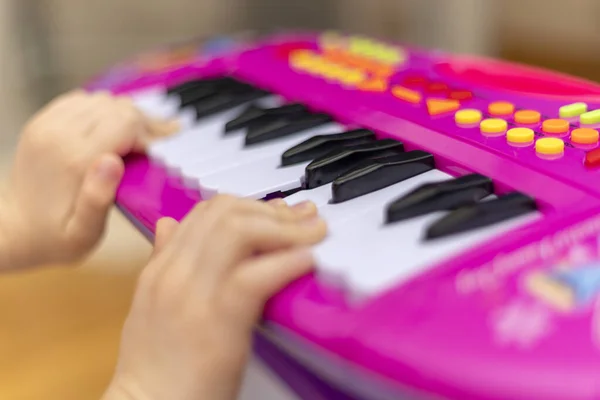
[104, 195, 327, 400]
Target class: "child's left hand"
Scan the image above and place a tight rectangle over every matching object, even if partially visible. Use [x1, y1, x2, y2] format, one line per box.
[0, 89, 178, 270]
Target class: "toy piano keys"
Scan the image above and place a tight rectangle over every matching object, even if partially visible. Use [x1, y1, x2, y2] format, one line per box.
[88, 32, 600, 400]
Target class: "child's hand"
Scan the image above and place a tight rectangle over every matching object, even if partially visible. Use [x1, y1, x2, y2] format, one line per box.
[105, 195, 326, 400]
[0, 90, 178, 269]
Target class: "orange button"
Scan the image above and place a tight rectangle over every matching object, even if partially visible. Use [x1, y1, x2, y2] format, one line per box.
[391, 86, 422, 104]
[514, 110, 541, 124]
[426, 98, 460, 116]
[357, 77, 388, 92]
[448, 90, 473, 101]
[488, 101, 515, 116]
[542, 119, 570, 134]
[571, 128, 599, 145]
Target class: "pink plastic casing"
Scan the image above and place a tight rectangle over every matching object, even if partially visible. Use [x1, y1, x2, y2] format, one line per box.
[90, 33, 600, 400]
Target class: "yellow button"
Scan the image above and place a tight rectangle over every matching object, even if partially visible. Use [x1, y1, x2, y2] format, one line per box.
[480, 118, 507, 134]
[580, 110, 600, 125]
[514, 110, 541, 124]
[507, 127, 534, 143]
[455, 109, 482, 125]
[559, 102, 587, 119]
[571, 128, 599, 145]
[542, 119, 569, 134]
[535, 137, 564, 155]
[488, 101, 515, 116]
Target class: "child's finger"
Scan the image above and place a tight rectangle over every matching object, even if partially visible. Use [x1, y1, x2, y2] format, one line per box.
[266, 198, 318, 219]
[227, 247, 315, 309]
[191, 214, 326, 273]
[236, 216, 327, 253]
[64, 153, 124, 250]
[131, 118, 179, 153]
[147, 118, 180, 137]
[202, 196, 318, 228]
[153, 217, 179, 256]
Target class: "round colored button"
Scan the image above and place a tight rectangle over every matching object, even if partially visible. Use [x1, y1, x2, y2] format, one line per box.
[514, 110, 541, 124]
[488, 101, 515, 116]
[507, 127, 534, 143]
[535, 137, 564, 155]
[455, 109, 482, 125]
[480, 118, 507, 134]
[571, 128, 599, 145]
[542, 119, 570, 134]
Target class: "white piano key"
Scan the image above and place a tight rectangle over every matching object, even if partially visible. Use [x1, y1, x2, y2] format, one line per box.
[283, 184, 332, 208]
[199, 159, 308, 200]
[309, 169, 452, 287]
[150, 107, 247, 163]
[313, 188, 541, 303]
[343, 211, 541, 304]
[148, 96, 283, 165]
[179, 123, 344, 183]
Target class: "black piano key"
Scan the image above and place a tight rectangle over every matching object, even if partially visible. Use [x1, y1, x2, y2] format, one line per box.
[193, 88, 271, 120]
[331, 150, 435, 203]
[178, 79, 254, 109]
[225, 103, 307, 133]
[245, 112, 333, 146]
[281, 129, 376, 166]
[304, 139, 405, 189]
[166, 76, 238, 96]
[179, 86, 223, 108]
[385, 173, 493, 224]
[425, 192, 537, 240]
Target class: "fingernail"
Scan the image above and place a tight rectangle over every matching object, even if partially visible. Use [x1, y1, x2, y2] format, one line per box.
[268, 198, 287, 207]
[95, 158, 120, 181]
[301, 216, 323, 226]
[156, 119, 180, 134]
[292, 201, 314, 212]
[164, 119, 180, 133]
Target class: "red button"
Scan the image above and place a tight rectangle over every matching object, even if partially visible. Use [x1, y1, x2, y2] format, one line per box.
[426, 82, 449, 93]
[448, 90, 473, 101]
[403, 75, 428, 87]
[585, 148, 600, 168]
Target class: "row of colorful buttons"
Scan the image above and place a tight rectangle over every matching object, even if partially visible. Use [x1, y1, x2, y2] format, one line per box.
[456, 107, 562, 130]
[476, 127, 564, 157]
[479, 131, 600, 168]
[455, 110, 599, 145]
[465, 101, 600, 124]
[401, 76, 600, 124]
[468, 119, 600, 167]
[401, 76, 474, 101]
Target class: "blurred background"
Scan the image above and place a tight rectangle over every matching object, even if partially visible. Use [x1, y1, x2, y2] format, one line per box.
[1, 0, 599, 398]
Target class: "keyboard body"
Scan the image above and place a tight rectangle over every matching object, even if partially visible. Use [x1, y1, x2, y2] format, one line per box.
[89, 32, 600, 400]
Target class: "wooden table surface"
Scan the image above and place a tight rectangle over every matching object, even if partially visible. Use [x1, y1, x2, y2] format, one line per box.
[0, 209, 151, 400]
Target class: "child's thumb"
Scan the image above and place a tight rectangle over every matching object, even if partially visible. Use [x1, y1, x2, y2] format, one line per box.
[64, 154, 124, 252]
[152, 217, 179, 256]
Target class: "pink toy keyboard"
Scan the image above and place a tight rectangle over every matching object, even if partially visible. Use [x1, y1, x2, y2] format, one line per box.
[89, 32, 600, 400]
